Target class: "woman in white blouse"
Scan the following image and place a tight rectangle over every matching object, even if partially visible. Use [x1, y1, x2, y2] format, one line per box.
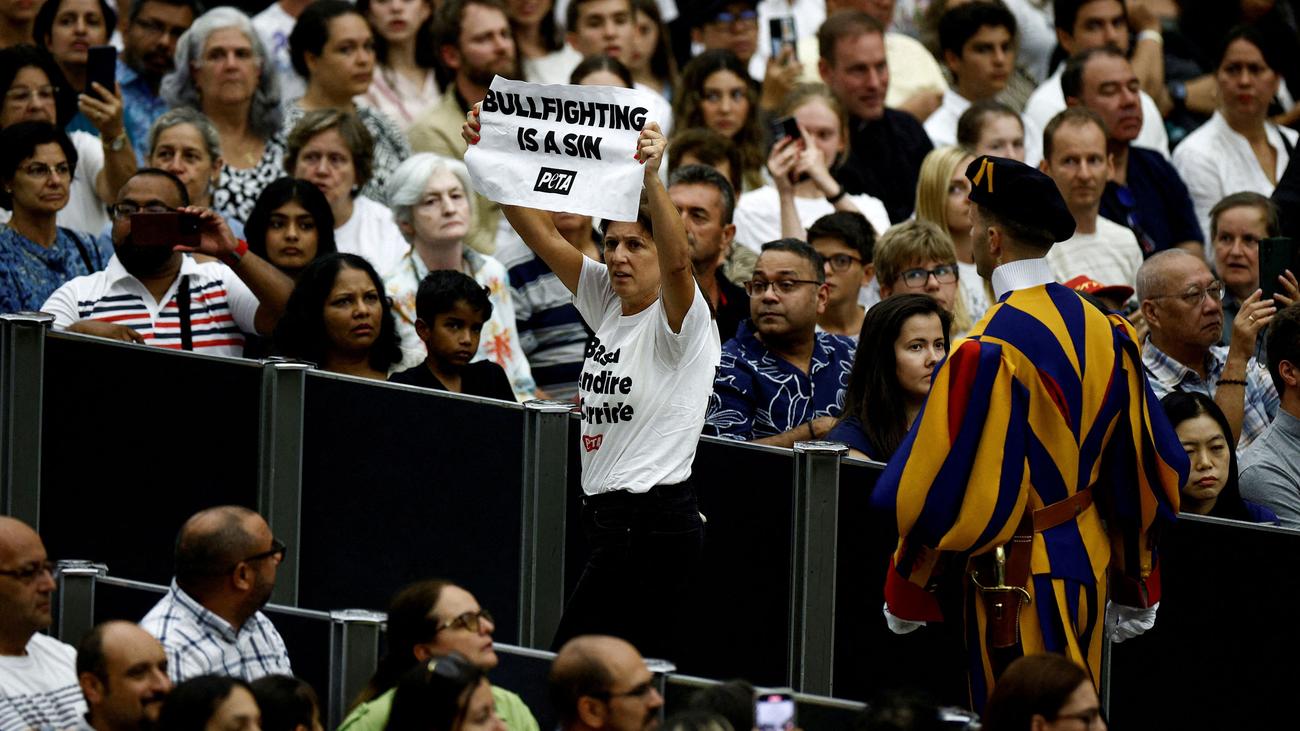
[1173, 25, 1298, 246]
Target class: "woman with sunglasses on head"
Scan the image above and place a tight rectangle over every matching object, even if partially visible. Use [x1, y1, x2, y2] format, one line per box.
[340, 580, 537, 731]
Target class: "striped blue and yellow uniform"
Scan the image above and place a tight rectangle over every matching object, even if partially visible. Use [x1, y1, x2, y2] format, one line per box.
[874, 282, 1188, 706]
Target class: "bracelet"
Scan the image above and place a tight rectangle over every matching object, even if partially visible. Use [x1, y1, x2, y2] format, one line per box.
[1217, 378, 1247, 387]
[1137, 29, 1163, 45]
[826, 187, 848, 204]
[220, 238, 249, 267]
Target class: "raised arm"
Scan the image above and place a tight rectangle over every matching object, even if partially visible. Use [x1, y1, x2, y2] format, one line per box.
[637, 123, 695, 334]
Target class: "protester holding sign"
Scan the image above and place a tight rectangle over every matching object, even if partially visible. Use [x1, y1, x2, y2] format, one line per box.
[464, 97, 721, 662]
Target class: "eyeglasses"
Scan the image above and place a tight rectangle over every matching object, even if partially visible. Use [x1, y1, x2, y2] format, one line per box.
[110, 202, 176, 220]
[238, 538, 287, 567]
[709, 9, 758, 26]
[4, 86, 58, 104]
[744, 278, 821, 297]
[1054, 707, 1105, 728]
[592, 680, 658, 702]
[20, 162, 71, 180]
[0, 560, 55, 584]
[898, 265, 958, 288]
[435, 608, 494, 634]
[824, 253, 862, 273]
[1150, 281, 1224, 307]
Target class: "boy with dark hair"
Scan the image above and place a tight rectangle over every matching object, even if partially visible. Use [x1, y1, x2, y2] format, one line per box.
[389, 270, 515, 401]
[807, 211, 875, 338]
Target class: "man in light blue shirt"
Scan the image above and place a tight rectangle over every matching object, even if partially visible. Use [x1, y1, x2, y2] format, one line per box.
[119, 0, 197, 161]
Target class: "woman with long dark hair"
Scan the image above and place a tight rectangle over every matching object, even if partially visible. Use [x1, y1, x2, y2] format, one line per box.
[357, 0, 439, 131]
[387, 654, 504, 731]
[245, 178, 338, 279]
[673, 50, 765, 191]
[1161, 390, 1278, 523]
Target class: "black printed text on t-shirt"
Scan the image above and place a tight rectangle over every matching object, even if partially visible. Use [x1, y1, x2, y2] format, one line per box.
[580, 334, 634, 427]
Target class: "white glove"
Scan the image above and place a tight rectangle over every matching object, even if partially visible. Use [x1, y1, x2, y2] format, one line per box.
[882, 602, 926, 634]
[1106, 600, 1158, 643]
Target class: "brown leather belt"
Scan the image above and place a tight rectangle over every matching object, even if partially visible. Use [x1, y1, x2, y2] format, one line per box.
[1032, 488, 1093, 533]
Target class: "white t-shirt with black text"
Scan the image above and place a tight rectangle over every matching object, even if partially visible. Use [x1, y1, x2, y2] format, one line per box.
[571, 256, 721, 495]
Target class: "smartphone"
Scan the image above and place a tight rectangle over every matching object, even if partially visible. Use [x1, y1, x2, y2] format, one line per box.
[768, 115, 801, 143]
[755, 691, 796, 731]
[130, 212, 202, 249]
[86, 45, 117, 98]
[769, 16, 797, 60]
[1259, 237, 1298, 301]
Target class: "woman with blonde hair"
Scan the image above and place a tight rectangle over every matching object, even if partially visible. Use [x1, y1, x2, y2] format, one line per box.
[915, 145, 991, 322]
[874, 219, 972, 339]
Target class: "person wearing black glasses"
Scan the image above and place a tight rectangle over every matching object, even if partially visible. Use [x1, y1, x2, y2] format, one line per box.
[873, 218, 971, 337]
[139, 506, 294, 682]
[550, 636, 663, 731]
[704, 238, 856, 446]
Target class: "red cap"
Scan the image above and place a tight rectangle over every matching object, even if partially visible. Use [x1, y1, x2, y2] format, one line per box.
[1063, 274, 1135, 303]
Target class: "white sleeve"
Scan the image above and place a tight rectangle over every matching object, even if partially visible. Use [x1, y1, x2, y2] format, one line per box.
[654, 284, 714, 368]
[572, 255, 615, 326]
[40, 280, 81, 329]
[1171, 143, 1220, 244]
[220, 266, 261, 335]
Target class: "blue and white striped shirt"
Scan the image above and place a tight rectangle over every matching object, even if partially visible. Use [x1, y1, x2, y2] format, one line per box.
[140, 582, 292, 683]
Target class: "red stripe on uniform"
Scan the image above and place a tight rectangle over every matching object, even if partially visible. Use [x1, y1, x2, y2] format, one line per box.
[945, 341, 981, 442]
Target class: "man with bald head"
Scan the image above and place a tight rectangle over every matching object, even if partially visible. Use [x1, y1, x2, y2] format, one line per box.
[0, 516, 86, 731]
[77, 621, 172, 731]
[549, 636, 663, 731]
[1137, 249, 1279, 448]
[139, 506, 292, 681]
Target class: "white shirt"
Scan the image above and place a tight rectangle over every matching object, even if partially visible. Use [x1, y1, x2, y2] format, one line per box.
[925, 88, 1044, 165]
[525, 45, 582, 85]
[0, 634, 85, 731]
[957, 259, 992, 321]
[334, 196, 411, 277]
[1045, 215, 1143, 290]
[752, 0, 827, 81]
[252, 2, 305, 103]
[571, 256, 720, 495]
[797, 32, 949, 111]
[1171, 110, 1297, 251]
[1023, 65, 1170, 159]
[732, 185, 891, 253]
[1003, 0, 1057, 84]
[58, 131, 109, 236]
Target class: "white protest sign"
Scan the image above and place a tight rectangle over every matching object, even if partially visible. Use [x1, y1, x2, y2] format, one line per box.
[464, 76, 658, 222]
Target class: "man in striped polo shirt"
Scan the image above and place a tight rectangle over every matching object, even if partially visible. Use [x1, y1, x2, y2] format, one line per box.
[41, 169, 294, 356]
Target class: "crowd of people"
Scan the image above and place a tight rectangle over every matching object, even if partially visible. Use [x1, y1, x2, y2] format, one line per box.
[5, 0, 1300, 726]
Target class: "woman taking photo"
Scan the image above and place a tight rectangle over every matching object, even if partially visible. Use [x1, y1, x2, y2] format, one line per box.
[464, 110, 721, 661]
[914, 145, 990, 322]
[274, 252, 403, 380]
[145, 107, 246, 239]
[245, 178, 337, 279]
[674, 50, 765, 192]
[357, 0, 439, 131]
[0, 121, 111, 312]
[33, 0, 114, 136]
[163, 7, 286, 227]
[828, 294, 949, 462]
[1161, 391, 1278, 523]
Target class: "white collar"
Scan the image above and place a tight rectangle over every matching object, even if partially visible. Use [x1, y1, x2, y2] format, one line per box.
[991, 257, 1054, 300]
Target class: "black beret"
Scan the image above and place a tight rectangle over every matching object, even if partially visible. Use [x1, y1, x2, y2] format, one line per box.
[965, 155, 1076, 243]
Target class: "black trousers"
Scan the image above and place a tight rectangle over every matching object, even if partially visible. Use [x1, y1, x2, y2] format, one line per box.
[550, 480, 704, 662]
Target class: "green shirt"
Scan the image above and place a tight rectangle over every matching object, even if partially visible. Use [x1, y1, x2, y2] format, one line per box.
[338, 685, 539, 731]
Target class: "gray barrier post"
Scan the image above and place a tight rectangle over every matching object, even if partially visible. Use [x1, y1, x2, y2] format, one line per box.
[0, 312, 54, 527]
[327, 610, 386, 731]
[54, 560, 106, 645]
[518, 400, 573, 649]
[258, 360, 312, 606]
[788, 440, 847, 695]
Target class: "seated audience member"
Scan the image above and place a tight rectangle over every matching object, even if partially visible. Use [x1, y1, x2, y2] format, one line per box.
[684, 680, 753, 731]
[0, 44, 136, 237]
[549, 636, 663, 731]
[956, 99, 1025, 161]
[1241, 303, 1300, 526]
[76, 621, 173, 731]
[690, 1, 761, 80]
[624, 0, 675, 98]
[735, 84, 890, 249]
[146, 108, 245, 240]
[286, 109, 410, 275]
[140, 506, 293, 682]
[383, 154, 536, 399]
[33, 0, 115, 136]
[387, 654, 506, 731]
[0, 121, 111, 311]
[807, 211, 875, 337]
[40, 169, 294, 355]
[162, 7, 286, 227]
[1022, 0, 1169, 158]
[570, 53, 632, 87]
[1211, 193, 1280, 345]
[356, 0, 439, 133]
[157, 676, 259, 731]
[0, 0, 38, 47]
[508, 0, 560, 84]
[389, 271, 515, 400]
[1137, 249, 1278, 448]
[674, 50, 766, 191]
[524, 0, 633, 86]
[1171, 26, 1297, 242]
[1040, 108, 1142, 290]
[340, 580, 537, 731]
[667, 128, 743, 205]
[828, 294, 949, 461]
[668, 164, 749, 343]
[283, 0, 409, 205]
[275, 253, 403, 379]
[0, 516, 84, 731]
[1163, 391, 1278, 523]
[245, 178, 338, 279]
[705, 239, 855, 445]
[1064, 47, 1201, 255]
[874, 219, 972, 338]
[926, 3, 1041, 164]
[980, 653, 1102, 731]
[914, 145, 989, 321]
[249, 675, 322, 731]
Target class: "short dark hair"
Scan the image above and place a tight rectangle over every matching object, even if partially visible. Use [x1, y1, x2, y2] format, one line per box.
[981, 654, 1090, 731]
[1268, 303, 1300, 394]
[130, 0, 204, 24]
[173, 506, 259, 593]
[818, 10, 883, 65]
[388, 654, 485, 731]
[274, 253, 404, 372]
[569, 53, 633, 87]
[1053, 0, 1122, 34]
[956, 99, 1022, 151]
[250, 676, 320, 731]
[244, 178, 338, 271]
[1042, 106, 1107, 160]
[668, 164, 736, 225]
[938, 1, 1017, 59]
[565, 0, 632, 33]
[974, 202, 1054, 251]
[284, 109, 374, 193]
[435, 0, 510, 59]
[807, 211, 876, 263]
[159, 676, 252, 731]
[1209, 192, 1279, 243]
[289, 0, 363, 80]
[0, 121, 78, 210]
[1061, 45, 1126, 101]
[0, 45, 78, 127]
[668, 128, 743, 196]
[760, 238, 826, 283]
[685, 680, 754, 731]
[1216, 24, 1283, 77]
[415, 270, 493, 325]
[125, 167, 191, 207]
[75, 622, 113, 684]
[549, 646, 616, 727]
[35, 0, 117, 52]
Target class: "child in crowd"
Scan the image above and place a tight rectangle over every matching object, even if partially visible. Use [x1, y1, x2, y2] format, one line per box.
[389, 270, 514, 401]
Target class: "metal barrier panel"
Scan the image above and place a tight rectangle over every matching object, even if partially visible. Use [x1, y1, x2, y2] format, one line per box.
[492, 645, 560, 731]
[0, 312, 53, 527]
[39, 334, 262, 583]
[297, 374, 527, 641]
[790, 441, 846, 695]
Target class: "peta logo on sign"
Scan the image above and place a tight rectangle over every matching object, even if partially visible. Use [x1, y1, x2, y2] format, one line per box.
[534, 167, 577, 195]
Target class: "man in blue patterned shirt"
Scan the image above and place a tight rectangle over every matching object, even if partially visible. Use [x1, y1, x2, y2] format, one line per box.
[119, 0, 197, 161]
[705, 239, 856, 445]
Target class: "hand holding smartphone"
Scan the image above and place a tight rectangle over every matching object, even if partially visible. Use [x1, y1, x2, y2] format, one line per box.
[130, 212, 203, 249]
[1259, 237, 1297, 302]
[755, 691, 796, 731]
[769, 16, 797, 60]
[86, 45, 117, 100]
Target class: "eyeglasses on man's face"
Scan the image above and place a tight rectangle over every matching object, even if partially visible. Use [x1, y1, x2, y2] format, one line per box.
[897, 265, 958, 289]
[744, 278, 821, 297]
[0, 560, 55, 585]
[823, 253, 863, 273]
[1150, 281, 1224, 307]
[235, 538, 287, 569]
[435, 608, 494, 634]
[110, 202, 176, 220]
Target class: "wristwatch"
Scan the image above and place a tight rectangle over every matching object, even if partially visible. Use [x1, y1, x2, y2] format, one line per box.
[105, 133, 127, 152]
[1168, 80, 1188, 113]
